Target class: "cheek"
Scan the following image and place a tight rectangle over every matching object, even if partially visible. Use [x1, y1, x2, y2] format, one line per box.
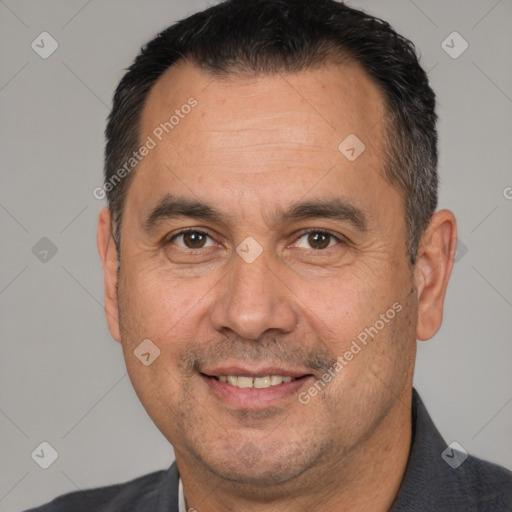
[116, 269, 215, 409]
[293, 269, 392, 349]
[116, 273, 196, 422]
[118, 268, 209, 345]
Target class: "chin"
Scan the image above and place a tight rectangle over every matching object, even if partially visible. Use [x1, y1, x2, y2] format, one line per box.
[208, 461, 303, 487]
[194, 439, 325, 489]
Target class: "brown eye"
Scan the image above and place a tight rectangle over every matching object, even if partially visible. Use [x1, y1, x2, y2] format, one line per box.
[294, 230, 342, 250]
[170, 230, 214, 249]
[308, 232, 330, 249]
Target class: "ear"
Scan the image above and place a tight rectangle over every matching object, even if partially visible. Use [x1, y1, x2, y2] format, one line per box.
[97, 207, 121, 342]
[414, 209, 457, 341]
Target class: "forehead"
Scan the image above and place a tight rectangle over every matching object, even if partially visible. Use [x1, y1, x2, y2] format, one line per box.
[142, 58, 387, 149]
[126, 59, 396, 224]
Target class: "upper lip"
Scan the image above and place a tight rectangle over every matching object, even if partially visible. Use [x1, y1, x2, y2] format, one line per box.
[200, 365, 312, 378]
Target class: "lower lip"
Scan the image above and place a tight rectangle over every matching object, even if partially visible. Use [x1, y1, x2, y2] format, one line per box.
[201, 374, 313, 409]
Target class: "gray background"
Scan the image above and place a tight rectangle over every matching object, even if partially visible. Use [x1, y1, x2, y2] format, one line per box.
[1, 0, 511, 510]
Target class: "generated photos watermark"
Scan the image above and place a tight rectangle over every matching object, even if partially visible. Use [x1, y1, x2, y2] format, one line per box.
[93, 97, 198, 200]
[298, 301, 403, 404]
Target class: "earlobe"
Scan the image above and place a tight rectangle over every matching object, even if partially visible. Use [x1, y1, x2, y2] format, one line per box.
[415, 209, 457, 341]
[97, 207, 122, 342]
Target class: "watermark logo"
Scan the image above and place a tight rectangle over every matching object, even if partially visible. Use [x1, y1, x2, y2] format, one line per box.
[236, 236, 264, 263]
[32, 237, 58, 263]
[338, 134, 365, 161]
[298, 302, 403, 404]
[237, 442, 262, 465]
[31, 441, 59, 469]
[453, 238, 468, 263]
[93, 98, 198, 200]
[441, 31, 468, 59]
[134, 339, 161, 366]
[31, 32, 58, 59]
[441, 441, 468, 469]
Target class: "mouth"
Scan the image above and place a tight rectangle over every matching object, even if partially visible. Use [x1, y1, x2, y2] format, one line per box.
[206, 374, 301, 388]
[199, 367, 314, 408]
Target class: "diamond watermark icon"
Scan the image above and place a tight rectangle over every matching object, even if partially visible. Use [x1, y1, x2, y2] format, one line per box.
[454, 238, 468, 263]
[236, 442, 262, 465]
[236, 236, 263, 263]
[31, 441, 59, 469]
[441, 32, 468, 59]
[441, 441, 468, 469]
[32, 237, 58, 263]
[338, 134, 365, 161]
[134, 339, 161, 366]
[31, 32, 59, 59]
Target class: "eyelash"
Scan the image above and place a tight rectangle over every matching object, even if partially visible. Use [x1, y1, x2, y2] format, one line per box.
[167, 227, 346, 251]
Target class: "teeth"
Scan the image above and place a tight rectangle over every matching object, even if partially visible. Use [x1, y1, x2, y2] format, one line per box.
[254, 376, 271, 388]
[270, 375, 282, 386]
[237, 376, 253, 388]
[216, 375, 297, 389]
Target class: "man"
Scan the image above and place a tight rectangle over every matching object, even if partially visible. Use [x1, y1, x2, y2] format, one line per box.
[27, 0, 512, 510]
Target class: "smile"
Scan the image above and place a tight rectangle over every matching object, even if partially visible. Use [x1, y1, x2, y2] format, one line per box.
[212, 375, 295, 389]
[200, 367, 313, 409]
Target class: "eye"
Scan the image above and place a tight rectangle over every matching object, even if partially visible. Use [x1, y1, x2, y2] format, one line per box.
[169, 229, 216, 249]
[167, 228, 345, 252]
[293, 230, 344, 250]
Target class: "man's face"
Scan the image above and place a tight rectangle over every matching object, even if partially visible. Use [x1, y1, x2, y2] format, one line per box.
[108, 61, 418, 488]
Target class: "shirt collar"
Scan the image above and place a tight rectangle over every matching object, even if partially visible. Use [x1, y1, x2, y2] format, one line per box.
[178, 477, 187, 512]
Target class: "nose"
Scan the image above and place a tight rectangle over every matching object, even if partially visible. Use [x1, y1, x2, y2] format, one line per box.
[209, 248, 298, 340]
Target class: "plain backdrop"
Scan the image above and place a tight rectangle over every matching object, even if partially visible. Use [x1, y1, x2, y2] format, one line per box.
[1, 1, 511, 510]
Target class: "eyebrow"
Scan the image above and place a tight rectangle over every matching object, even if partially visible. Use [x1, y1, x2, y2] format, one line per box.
[143, 193, 368, 233]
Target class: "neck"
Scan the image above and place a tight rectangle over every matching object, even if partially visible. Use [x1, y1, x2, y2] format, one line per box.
[176, 388, 413, 512]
